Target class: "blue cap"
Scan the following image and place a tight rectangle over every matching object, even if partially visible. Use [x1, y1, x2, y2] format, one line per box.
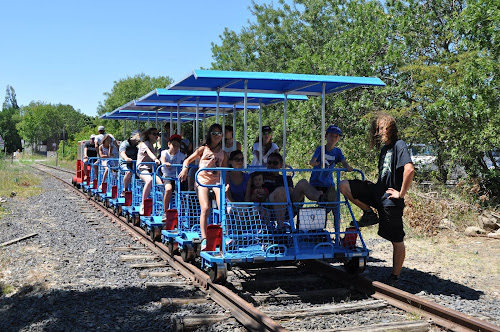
[326, 125, 342, 135]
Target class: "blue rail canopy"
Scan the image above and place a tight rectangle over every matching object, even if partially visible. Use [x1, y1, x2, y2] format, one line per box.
[168, 69, 385, 96]
[137, 89, 308, 106]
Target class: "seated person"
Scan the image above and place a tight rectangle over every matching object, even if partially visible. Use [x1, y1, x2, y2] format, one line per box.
[245, 172, 269, 203]
[119, 132, 140, 195]
[264, 152, 336, 227]
[83, 135, 98, 182]
[225, 150, 249, 202]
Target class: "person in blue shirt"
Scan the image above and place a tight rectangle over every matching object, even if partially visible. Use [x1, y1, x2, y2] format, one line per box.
[309, 125, 353, 194]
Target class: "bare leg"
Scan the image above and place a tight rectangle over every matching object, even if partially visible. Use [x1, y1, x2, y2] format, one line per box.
[197, 186, 211, 239]
[123, 172, 132, 191]
[339, 180, 371, 211]
[101, 168, 109, 189]
[291, 179, 322, 202]
[392, 241, 405, 276]
[269, 187, 288, 227]
[139, 174, 153, 208]
[164, 183, 173, 211]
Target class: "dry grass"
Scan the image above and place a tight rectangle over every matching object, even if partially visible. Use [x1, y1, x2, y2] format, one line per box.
[404, 184, 484, 236]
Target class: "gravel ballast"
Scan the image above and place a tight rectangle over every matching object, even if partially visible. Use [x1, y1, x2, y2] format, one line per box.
[1, 166, 499, 331]
[0, 170, 242, 332]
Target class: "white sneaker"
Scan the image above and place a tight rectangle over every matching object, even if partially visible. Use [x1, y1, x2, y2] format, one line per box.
[139, 204, 144, 215]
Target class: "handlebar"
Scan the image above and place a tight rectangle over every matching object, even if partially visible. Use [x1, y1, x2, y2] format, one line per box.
[156, 163, 183, 181]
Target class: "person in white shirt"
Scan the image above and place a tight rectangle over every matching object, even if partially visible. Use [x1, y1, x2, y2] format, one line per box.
[160, 135, 185, 215]
[251, 125, 279, 167]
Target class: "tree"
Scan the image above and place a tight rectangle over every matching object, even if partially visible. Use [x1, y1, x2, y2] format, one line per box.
[0, 85, 22, 153]
[0, 107, 22, 153]
[210, 0, 499, 201]
[96, 73, 174, 138]
[3, 85, 19, 110]
[17, 102, 91, 152]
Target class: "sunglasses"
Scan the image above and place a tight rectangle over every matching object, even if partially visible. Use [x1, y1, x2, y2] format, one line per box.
[262, 131, 272, 135]
[210, 132, 223, 136]
[267, 160, 280, 166]
[151, 132, 159, 136]
[232, 157, 244, 162]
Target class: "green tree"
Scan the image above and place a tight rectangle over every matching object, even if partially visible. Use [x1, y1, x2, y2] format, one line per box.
[17, 102, 90, 152]
[3, 85, 19, 110]
[210, 0, 499, 202]
[1, 85, 22, 153]
[96, 73, 174, 139]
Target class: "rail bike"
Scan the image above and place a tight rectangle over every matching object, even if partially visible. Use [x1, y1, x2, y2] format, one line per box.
[72, 69, 385, 283]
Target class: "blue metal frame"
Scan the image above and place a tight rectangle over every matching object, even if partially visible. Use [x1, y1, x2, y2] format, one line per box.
[195, 167, 369, 270]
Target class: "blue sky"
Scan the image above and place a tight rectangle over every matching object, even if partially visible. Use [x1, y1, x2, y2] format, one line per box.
[0, 0, 265, 116]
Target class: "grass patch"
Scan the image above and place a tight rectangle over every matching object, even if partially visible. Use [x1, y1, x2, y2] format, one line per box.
[0, 160, 42, 199]
[42, 158, 75, 172]
[1, 283, 15, 295]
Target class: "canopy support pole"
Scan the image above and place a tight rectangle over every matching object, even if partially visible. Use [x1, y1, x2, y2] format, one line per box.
[321, 83, 326, 169]
[177, 103, 181, 135]
[259, 100, 263, 166]
[243, 80, 248, 167]
[283, 94, 288, 164]
[124, 120, 127, 140]
[232, 105, 236, 152]
[216, 89, 220, 124]
[195, 98, 199, 150]
[169, 113, 173, 139]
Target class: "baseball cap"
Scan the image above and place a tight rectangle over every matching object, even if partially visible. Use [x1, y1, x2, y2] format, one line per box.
[90, 134, 96, 139]
[98, 126, 105, 131]
[326, 125, 342, 135]
[261, 125, 272, 132]
[130, 131, 140, 140]
[169, 134, 182, 142]
[181, 138, 190, 146]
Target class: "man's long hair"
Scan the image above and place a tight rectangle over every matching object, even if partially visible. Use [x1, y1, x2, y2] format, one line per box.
[370, 113, 398, 148]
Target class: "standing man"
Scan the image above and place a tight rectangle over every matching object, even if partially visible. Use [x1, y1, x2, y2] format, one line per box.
[339, 113, 414, 283]
[95, 125, 119, 154]
[95, 126, 106, 147]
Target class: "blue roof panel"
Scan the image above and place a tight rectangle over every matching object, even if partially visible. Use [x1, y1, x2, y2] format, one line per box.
[169, 69, 385, 96]
[137, 89, 307, 106]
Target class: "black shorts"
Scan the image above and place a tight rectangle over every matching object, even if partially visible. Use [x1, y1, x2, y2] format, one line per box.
[349, 179, 405, 243]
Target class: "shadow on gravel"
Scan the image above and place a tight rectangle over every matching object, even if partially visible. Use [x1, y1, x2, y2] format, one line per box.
[0, 283, 197, 332]
[365, 265, 484, 300]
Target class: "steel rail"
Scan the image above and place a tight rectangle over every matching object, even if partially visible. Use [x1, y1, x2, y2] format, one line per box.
[37, 163, 500, 331]
[308, 260, 500, 332]
[33, 164, 287, 332]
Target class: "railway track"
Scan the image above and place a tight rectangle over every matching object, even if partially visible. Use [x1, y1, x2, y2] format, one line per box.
[34, 163, 500, 332]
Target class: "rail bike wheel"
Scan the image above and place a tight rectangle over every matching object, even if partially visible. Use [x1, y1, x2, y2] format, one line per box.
[208, 263, 228, 284]
[104, 199, 109, 208]
[167, 240, 177, 256]
[132, 214, 140, 227]
[180, 244, 195, 262]
[344, 256, 366, 274]
[125, 213, 132, 224]
[150, 227, 161, 242]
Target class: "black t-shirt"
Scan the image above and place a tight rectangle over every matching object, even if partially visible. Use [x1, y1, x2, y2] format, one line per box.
[377, 139, 412, 207]
[263, 173, 294, 194]
[85, 142, 98, 158]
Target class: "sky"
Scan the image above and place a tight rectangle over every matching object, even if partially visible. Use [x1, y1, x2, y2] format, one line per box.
[0, 0, 265, 116]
